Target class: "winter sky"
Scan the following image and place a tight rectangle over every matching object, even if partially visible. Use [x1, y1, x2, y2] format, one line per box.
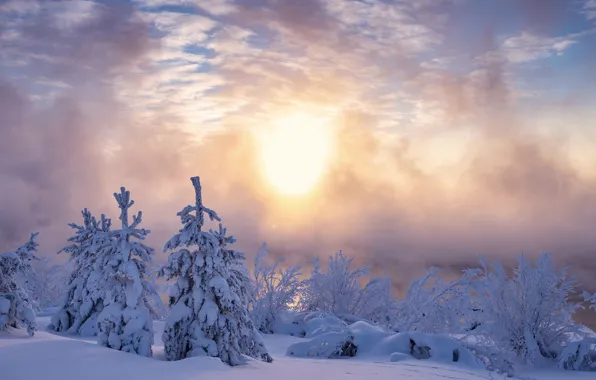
[1, 0, 596, 291]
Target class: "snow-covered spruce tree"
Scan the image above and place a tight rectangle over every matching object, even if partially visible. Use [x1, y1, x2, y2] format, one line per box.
[470, 254, 583, 365]
[252, 242, 303, 333]
[95, 188, 157, 357]
[211, 224, 272, 362]
[0, 252, 36, 335]
[396, 267, 477, 334]
[14, 233, 40, 310]
[159, 176, 272, 365]
[49, 209, 112, 335]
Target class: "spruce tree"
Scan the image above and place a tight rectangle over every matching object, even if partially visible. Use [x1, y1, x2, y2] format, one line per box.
[14, 233, 40, 309]
[159, 176, 272, 365]
[49, 209, 111, 335]
[95, 187, 157, 357]
[0, 236, 37, 336]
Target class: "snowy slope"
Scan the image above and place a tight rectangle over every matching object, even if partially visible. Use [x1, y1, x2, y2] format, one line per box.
[1, 317, 594, 380]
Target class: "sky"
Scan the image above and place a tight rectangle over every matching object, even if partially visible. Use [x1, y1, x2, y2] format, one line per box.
[1, 0, 596, 296]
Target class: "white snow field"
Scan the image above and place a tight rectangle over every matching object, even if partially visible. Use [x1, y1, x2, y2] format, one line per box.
[1, 316, 594, 380]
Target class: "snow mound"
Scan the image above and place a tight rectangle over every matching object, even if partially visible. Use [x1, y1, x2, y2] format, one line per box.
[558, 338, 596, 371]
[286, 331, 357, 358]
[287, 320, 482, 370]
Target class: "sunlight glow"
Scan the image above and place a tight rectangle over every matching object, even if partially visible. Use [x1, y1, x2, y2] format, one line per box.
[257, 112, 334, 196]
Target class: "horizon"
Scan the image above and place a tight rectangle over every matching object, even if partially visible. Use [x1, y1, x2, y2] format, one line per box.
[1, 0, 596, 314]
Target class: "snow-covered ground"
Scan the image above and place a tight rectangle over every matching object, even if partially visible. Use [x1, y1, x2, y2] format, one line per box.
[1, 316, 594, 380]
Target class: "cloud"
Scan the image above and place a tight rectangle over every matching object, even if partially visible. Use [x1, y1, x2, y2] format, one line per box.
[499, 32, 576, 63]
[584, 0, 596, 21]
[1, 0, 596, 302]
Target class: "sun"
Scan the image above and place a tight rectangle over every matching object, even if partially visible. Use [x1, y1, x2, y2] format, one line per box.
[257, 112, 334, 196]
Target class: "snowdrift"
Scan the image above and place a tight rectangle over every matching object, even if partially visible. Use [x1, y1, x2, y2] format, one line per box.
[286, 320, 482, 369]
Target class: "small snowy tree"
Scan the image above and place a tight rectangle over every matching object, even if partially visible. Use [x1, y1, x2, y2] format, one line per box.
[396, 267, 477, 334]
[159, 176, 272, 365]
[95, 187, 157, 357]
[252, 242, 303, 333]
[470, 254, 582, 365]
[49, 209, 112, 335]
[0, 252, 36, 335]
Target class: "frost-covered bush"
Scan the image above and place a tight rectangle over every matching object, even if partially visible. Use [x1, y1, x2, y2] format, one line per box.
[49, 209, 111, 336]
[95, 188, 158, 357]
[396, 267, 477, 334]
[0, 252, 36, 335]
[252, 242, 303, 333]
[30, 257, 70, 309]
[299, 251, 397, 327]
[469, 254, 583, 365]
[159, 176, 272, 365]
[269, 311, 349, 337]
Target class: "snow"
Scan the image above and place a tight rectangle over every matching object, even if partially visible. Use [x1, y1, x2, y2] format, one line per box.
[2, 315, 595, 380]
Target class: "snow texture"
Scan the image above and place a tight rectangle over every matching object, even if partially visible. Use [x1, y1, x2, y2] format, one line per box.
[159, 176, 272, 365]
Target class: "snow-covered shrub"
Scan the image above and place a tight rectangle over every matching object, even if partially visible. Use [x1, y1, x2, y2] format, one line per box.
[469, 254, 583, 365]
[49, 209, 112, 336]
[159, 176, 272, 365]
[396, 267, 477, 334]
[95, 188, 158, 357]
[252, 242, 303, 333]
[0, 252, 36, 335]
[299, 251, 397, 327]
[558, 338, 596, 371]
